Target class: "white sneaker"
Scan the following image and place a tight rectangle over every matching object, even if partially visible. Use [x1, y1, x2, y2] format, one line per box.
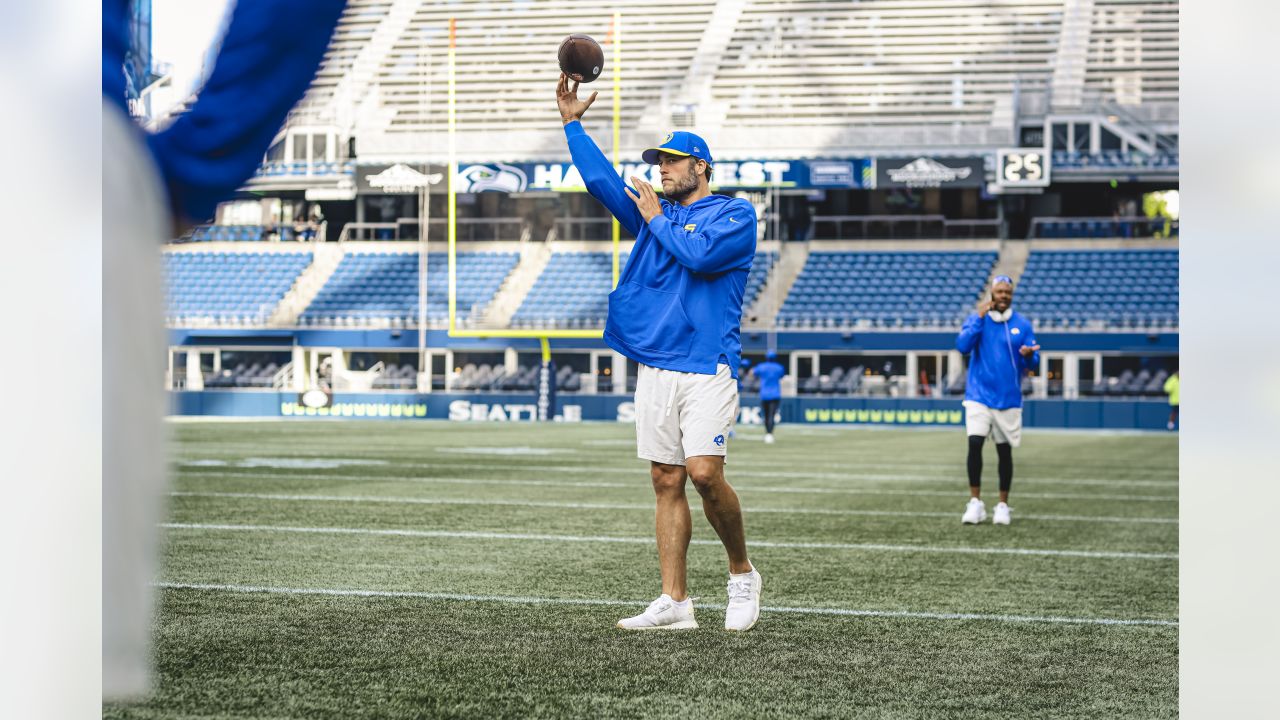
[724, 567, 762, 631]
[961, 498, 987, 524]
[993, 502, 1012, 525]
[616, 594, 698, 630]
[764, 433, 775, 444]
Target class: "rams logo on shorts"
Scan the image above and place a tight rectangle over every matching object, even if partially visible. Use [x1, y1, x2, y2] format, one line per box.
[713, 434, 725, 447]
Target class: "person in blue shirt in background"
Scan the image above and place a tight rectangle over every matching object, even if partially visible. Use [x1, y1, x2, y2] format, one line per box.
[103, 0, 347, 698]
[557, 74, 762, 632]
[752, 351, 786, 444]
[955, 275, 1041, 526]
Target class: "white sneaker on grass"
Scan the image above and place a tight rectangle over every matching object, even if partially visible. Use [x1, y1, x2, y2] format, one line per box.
[993, 502, 1012, 525]
[961, 498, 987, 524]
[616, 594, 698, 630]
[724, 567, 762, 631]
[764, 433, 775, 444]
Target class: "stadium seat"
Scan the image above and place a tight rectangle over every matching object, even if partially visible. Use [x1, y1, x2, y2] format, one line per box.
[1018, 249, 1179, 329]
[164, 250, 312, 324]
[776, 251, 997, 328]
[299, 251, 518, 327]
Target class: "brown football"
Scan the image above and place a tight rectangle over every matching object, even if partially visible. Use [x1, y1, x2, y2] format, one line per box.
[557, 34, 604, 83]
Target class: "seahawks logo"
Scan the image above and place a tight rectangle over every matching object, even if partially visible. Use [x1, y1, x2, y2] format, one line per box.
[458, 163, 528, 193]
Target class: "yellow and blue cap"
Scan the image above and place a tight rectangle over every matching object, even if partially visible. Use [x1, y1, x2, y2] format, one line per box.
[642, 131, 714, 167]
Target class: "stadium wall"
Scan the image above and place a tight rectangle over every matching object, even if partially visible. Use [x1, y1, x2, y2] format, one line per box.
[169, 392, 1172, 431]
[168, 329, 1178, 354]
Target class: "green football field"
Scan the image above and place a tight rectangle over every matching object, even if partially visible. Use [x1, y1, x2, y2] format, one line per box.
[105, 420, 1178, 719]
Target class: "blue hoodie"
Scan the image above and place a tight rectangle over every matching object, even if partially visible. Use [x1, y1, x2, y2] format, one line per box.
[752, 361, 786, 401]
[103, 0, 348, 223]
[564, 121, 756, 376]
[956, 312, 1040, 409]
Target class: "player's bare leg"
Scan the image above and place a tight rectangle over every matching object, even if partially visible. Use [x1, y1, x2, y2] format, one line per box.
[688, 456, 760, 630]
[650, 462, 692, 601]
[686, 456, 750, 574]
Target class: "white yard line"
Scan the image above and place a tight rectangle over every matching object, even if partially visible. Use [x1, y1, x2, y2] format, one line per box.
[155, 581, 1178, 627]
[178, 456, 1179, 486]
[176, 471, 1179, 504]
[162, 521, 1178, 560]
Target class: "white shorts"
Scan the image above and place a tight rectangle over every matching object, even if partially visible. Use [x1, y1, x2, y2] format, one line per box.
[963, 401, 1023, 448]
[635, 363, 738, 466]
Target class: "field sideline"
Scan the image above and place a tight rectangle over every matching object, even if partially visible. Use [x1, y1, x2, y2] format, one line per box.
[105, 420, 1178, 719]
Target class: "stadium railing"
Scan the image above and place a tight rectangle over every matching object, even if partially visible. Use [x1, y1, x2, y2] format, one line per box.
[810, 215, 1000, 241]
[338, 218, 530, 243]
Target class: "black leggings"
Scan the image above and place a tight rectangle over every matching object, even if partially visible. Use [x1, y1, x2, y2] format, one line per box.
[762, 399, 780, 433]
[967, 435, 1013, 493]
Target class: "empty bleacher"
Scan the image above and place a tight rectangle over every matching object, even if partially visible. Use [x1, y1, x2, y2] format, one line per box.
[1016, 249, 1178, 329]
[286, 0, 1179, 161]
[165, 251, 312, 325]
[511, 252, 626, 329]
[299, 251, 518, 327]
[1032, 217, 1178, 239]
[778, 251, 998, 329]
[183, 225, 266, 243]
[1052, 150, 1178, 170]
[742, 252, 777, 310]
[511, 251, 774, 329]
[203, 362, 286, 389]
[452, 363, 583, 393]
[296, 0, 721, 158]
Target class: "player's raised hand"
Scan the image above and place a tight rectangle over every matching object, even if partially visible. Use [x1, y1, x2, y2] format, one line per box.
[626, 176, 663, 222]
[977, 299, 993, 317]
[1019, 343, 1041, 357]
[556, 73, 597, 124]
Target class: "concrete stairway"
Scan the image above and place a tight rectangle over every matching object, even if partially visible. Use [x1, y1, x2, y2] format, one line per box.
[744, 242, 809, 328]
[981, 239, 1033, 301]
[475, 243, 553, 328]
[269, 243, 344, 326]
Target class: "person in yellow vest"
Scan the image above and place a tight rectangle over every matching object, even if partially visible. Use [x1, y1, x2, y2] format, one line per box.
[1163, 369, 1179, 430]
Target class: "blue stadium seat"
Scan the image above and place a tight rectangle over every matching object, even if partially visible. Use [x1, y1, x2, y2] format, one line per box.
[299, 251, 518, 326]
[164, 250, 312, 323]
[1017, 249, 1178, 329]
[776, 250, 998, 328]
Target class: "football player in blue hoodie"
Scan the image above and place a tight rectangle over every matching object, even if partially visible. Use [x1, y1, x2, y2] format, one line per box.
[557, 74, 762, 631]
[955, 275, 1041, 526]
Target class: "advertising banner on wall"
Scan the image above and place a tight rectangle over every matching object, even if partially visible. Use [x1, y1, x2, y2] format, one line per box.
[355, 163, 447, 194]
[449, 158, 874, 193]
[171, 391, 1173, 430]
[356, 159, 873, 194]
[874, 156, 988, 189]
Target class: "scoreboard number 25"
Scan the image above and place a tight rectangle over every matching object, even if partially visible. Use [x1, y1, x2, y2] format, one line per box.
[997, 149, 1051, 187]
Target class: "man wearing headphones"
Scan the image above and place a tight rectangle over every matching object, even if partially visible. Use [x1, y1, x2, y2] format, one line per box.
[955, 275, 1040, 525]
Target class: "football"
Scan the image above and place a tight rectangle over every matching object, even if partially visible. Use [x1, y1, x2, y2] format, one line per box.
[557, 34, 604, 83]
